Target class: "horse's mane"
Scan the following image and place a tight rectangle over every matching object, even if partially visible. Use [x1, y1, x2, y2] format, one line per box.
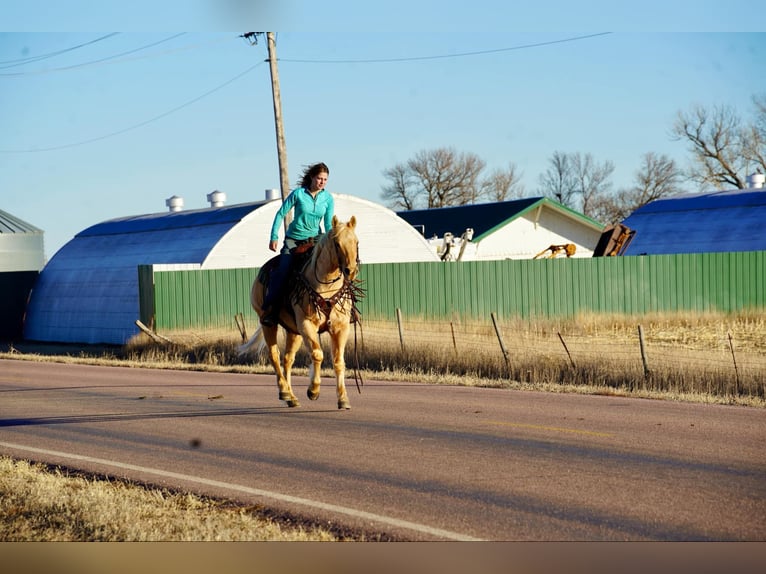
[308, 220, 349, 269]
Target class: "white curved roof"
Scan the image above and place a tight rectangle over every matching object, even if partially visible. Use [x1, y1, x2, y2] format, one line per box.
[205, 194, 437, 268]
[24, 194, 437, 344]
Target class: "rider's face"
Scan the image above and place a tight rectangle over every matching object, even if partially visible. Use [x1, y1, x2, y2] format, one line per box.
[311, 172, 328, 192]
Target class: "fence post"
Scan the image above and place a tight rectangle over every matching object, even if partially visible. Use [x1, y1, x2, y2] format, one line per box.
[450, 322, 457, 351]
[638, 324, 650, 378]
[557, 331, 575, 368]
[396, 308, 405, 352]
[234, 312, 247, 343]
[727, 331, 740, 395]
[491, 312, 510, 370]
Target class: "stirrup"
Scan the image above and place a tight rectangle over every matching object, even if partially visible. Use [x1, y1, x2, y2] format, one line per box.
[260, 306, 278, 326]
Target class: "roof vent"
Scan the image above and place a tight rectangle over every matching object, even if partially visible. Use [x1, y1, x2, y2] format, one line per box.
[265, 188, 280, 201]
[746, 171, 765, 189]
[165, 195, 184, 212]
[207, 190, 226, 207]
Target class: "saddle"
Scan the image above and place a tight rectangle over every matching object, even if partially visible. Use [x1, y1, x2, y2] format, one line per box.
[258, 242, 315, 306]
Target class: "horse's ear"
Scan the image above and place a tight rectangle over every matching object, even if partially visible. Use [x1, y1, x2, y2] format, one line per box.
[348, 215, 356, 229]
[332, 215, 339, 228]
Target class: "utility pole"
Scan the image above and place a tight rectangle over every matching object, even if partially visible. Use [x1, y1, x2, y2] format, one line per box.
[265, 32, 290, 203]
[243, 32, 291, 228]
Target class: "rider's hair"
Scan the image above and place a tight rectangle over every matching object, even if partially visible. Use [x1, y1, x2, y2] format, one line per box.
[298, 162, 330, 189]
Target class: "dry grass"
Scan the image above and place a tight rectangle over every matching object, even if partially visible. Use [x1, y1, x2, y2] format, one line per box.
[0, 457, 346, 541]
[3, 310, 764, 407]
[351, 310, 766, 405]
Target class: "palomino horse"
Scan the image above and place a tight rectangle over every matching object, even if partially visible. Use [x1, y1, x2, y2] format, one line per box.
[239, 215, 363, 409]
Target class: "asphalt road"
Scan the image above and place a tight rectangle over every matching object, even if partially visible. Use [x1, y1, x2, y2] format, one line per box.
[1, 358, 764, 541]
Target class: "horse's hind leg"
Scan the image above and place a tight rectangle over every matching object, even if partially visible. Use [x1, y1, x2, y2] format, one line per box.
[263, 326, 300, 408]
[281, 332, 303, 407]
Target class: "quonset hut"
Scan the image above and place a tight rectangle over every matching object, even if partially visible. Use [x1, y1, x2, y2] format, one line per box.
[1, 209, 45, 341]
[23, 193, 437, 345]
[621, 173, 766, 255]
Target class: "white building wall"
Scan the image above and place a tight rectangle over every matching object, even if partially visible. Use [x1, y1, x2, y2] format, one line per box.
[432, 206, 603, 261]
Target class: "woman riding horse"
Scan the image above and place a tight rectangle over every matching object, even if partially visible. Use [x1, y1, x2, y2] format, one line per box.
[261, 162, 334, 326]
[242, 214, 362, 409]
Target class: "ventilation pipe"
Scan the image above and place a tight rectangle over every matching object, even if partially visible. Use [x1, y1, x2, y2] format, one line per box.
[746, 171, 765, 189]
[265, 188, 280, 201]
[165, 195, 184, 212]
[207, 190, 226, 207]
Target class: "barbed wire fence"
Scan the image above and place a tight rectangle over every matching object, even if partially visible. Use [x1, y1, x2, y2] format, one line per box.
[352, 309, 766, 400]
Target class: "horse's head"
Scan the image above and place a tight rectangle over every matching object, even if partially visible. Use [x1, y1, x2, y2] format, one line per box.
[331, 215, 359, 281]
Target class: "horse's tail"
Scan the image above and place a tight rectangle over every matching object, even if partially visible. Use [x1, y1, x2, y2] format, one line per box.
[237, 325, 266, 357]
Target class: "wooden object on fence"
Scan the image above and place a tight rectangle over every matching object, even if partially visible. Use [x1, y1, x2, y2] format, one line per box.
[396, 308, 405, 352]
[135, 320, 174, 344]
[450, 322, 457, 351]
[727, 331, 740, 394]
[490, 312, 510, 369]
[638, 324, 650, 378]
[557, 331, 575, 368]
[234, 312, 248, 343]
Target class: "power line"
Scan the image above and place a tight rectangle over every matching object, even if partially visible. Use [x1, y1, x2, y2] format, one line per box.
[0, 33, 192, 75]
[0, 33, 120, 67]
[0, 60, 265, 153]
[278, 32, 612, 64]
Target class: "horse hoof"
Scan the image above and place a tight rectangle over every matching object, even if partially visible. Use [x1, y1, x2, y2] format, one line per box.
[287, 399, 300, 408]
[338, 400, 351, 410]
[307, 388, 320, 401]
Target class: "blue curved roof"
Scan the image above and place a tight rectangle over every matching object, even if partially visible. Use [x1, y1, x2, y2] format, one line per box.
[24, 202, 264, 344]
[622, 189, 766, 255]
[78, 202, 259, 236]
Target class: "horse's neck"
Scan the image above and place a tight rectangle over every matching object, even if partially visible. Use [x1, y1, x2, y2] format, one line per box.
[307, 240, 340, 286]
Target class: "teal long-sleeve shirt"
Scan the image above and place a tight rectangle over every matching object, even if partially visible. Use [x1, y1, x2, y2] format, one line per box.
[270, 187, 335, 243]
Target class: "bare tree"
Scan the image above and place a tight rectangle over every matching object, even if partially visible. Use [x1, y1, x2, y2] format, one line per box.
[742, 94, 766, 174]
[479, 162, 525, 202]
[671, 103, 748, 189]
[381, 147, 489, 209]
[590, 152, 685, 224]
[381, 162, 416, 210]
[538, 151, 577, 206]
[538, 151, 613, 217]
[572, 152, 614, 217]
[408, 147, 486, 207]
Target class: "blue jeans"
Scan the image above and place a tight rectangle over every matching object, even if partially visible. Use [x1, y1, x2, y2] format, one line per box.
[263, 241, 295, 310]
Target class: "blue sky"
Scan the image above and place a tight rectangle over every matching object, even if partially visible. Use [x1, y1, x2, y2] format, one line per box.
[1, 7, 765, 261]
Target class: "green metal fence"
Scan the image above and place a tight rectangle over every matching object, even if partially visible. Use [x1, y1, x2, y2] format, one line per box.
[138, 251, 766, 332]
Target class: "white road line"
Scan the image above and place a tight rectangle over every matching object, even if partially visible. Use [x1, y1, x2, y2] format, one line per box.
[0, 440, 483, 541]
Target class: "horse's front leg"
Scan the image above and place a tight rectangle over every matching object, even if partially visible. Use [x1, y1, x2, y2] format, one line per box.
[300, 322, 324, 402]
[329, 319, 351, 410]
[279, 332, 303, 407]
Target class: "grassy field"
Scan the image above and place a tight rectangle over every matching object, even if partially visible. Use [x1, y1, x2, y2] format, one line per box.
[43, 309, 761, 407]
[1, 310, 764, 541]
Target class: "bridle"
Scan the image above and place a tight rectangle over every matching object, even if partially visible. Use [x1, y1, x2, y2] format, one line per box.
[311, 230, 359, 286]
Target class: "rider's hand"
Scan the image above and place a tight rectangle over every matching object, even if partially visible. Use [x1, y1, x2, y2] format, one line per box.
[268, 240, 278, 252]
